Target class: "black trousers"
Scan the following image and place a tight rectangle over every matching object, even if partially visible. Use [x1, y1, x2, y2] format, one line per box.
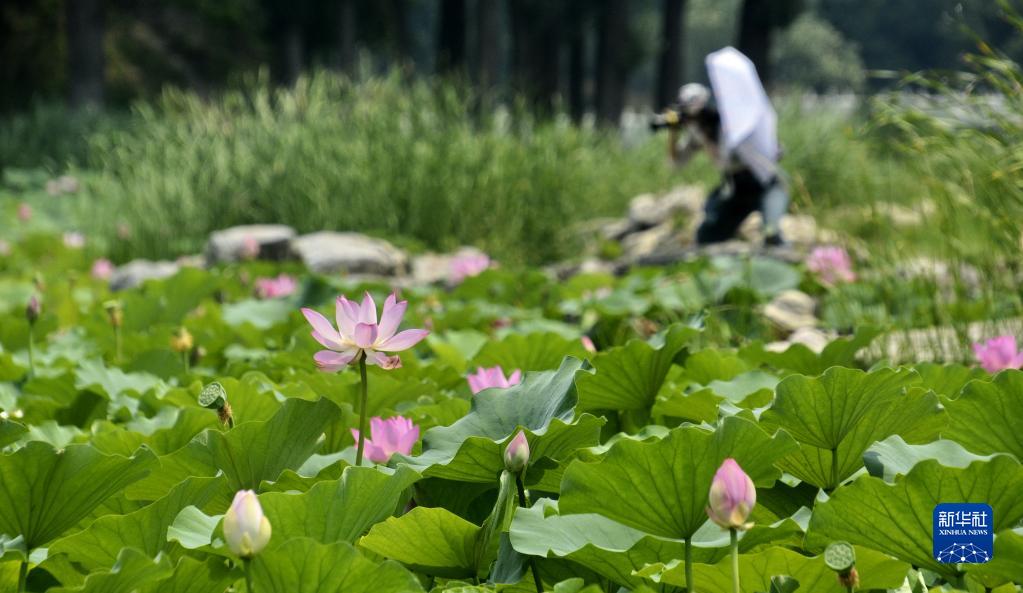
[696, 170, 775, 245]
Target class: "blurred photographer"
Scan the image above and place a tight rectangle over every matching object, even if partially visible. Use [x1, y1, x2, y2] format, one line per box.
[654, 48, 789, 246]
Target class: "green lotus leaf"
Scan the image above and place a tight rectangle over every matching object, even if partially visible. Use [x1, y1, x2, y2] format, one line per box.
[251, 537, 423, 593]
[49, 547, 174, 593]
[0, 442, 155, 550]
[360, 506, 481, 579]
[559, 416, 796, 540]
[805, 456, 1023, 577]
[943, 369, 1023, 459]
[472, 332, 588, 372]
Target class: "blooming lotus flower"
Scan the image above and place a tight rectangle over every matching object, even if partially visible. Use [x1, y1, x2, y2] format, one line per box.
[449, 252, 491, 285]
[255, 274, 297, 299]
[351, 416, 419, 463]
[467, 365, 522, 394]
[63, 232, 85, 249]
[504, 430, 530, 473]
[706, 458, 756, 530]
[973, 335, 1023, 373]
[223, 490, 272, 558]
[302, 292, 428, 371]
[806, 246, 856, 285]
[17, 203, 31, 222]
[91, 258, 114, 280]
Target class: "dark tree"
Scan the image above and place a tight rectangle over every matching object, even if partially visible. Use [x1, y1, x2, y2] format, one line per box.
[510, 1, 563, 112]
[335, 0, 357, 73]
[737, 0, 804, 88]
[475, 0, 501, 90]
[66, 0, 106, 107]
[437, 0, 467, 74]
[567, 16, 586, 122]
[595, 0, 628, 125]
[655, 0, 687, 108]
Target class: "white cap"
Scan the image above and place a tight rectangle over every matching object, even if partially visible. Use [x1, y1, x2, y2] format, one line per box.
[677, 83, 711, 115]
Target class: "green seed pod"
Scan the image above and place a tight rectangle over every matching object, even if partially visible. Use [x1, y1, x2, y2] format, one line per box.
[198, 382, 228, 410]
[824, 540, 856, 573]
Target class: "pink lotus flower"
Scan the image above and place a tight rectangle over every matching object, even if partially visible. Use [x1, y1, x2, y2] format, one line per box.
[467, 365, 522, 394]
[351, 416, 420, 463]
[972, 335, 1023, 373]
[806, 246, 856, 285]
[302, 292, 429, 371]
[240, 236, 260, 260]
[63, 232, 85, 249]
[91, 258, 114, 280]
[449, 252, 491, 285]
[255, 274, 297, 299]
[17, 203, 32, 222]
[706, 458, 756, 530]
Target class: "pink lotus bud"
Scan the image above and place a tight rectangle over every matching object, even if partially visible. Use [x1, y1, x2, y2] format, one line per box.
[17, 203, 32, 222]
[972, 335, 1023, 373]
[581, 336, 597, 353]
[26, 295, 41, 324]
[467, 366, 522, 395]
[504, 430, 530, 473]
[255, 274, 297, 299]
[706, 458, 756, 530]
[223, 490, 272, 558]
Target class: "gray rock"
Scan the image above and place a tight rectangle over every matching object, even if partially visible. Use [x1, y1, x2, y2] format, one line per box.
[205, 224, 297, 264]
[762, 289, 818, 333]
[628, 186, 703, 228]
[293, 231, 408, 276]
[621, 222, 675, 260]
[109, 260, 180, 291]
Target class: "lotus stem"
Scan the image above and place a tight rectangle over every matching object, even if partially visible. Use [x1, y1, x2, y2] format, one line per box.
[114, 325, 122, 364]
[730, 528, 740, 593]
[244, 558, 254, 593]
[516, 474, 544, 593]
[27, 326, 35, 379]
[355, 354, 369, 466]
[17, 560, 27, 593]
[684, 537, 693, 593]
[182, 350, 189, 374]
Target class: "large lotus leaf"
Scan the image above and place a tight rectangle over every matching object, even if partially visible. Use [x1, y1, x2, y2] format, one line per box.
[141, 556, 235, 593]
[398, 358, 602, 486]
[965, 530, 1023, 586]
[472, 332, 589, 372]
[206, 396, 341, 490]
[773, 386, 945, 489]
[360, 506, 480, 579]
[252, 537, 422, 593]
[740, 326, 882, 375]
[165, 506, 223, 550]
[576, 325, 695, 412]
[864, 435, 997, 483]
[638, 546, 908, 592]
[559, 416, 796, 540]
[74, 359, 167, 416]
[49, 547, 174, 593]
[943, 370, 1023, 459]
[126, 439, 217, 502]
[0, 418, 26, 448]
[90, 408, 219, 457]
[0, 442, 155, 549]
[913, 362, 985, 398]
[48, 476, 227, 570]
[259, 465, 419, 545]
[805, 457, 1023, 577]
[509, 499, 802, 590]
[761, 366, 921, 450]
[428, 330, 489, 373]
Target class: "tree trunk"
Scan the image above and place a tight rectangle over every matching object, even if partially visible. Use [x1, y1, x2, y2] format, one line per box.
[655, 0, 686, 108]
[475, 0, 500, 90]
[388, 0, 411, 65]
[437, 0, 467, 74]
[282, 21, 304, 85]
[595, 0, 627, 125]
[66, 0, 105, 108]
[567, 20, 586, 122]
[336, 0, 356, 73]
[737, 0, 773, 88]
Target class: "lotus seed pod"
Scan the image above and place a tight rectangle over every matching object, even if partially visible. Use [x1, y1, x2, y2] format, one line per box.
[198, 382, 228, 410]
[824, 541, 856, 572]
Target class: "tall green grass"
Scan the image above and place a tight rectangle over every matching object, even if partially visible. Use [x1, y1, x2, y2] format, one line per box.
[78, 72, 696, 264]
